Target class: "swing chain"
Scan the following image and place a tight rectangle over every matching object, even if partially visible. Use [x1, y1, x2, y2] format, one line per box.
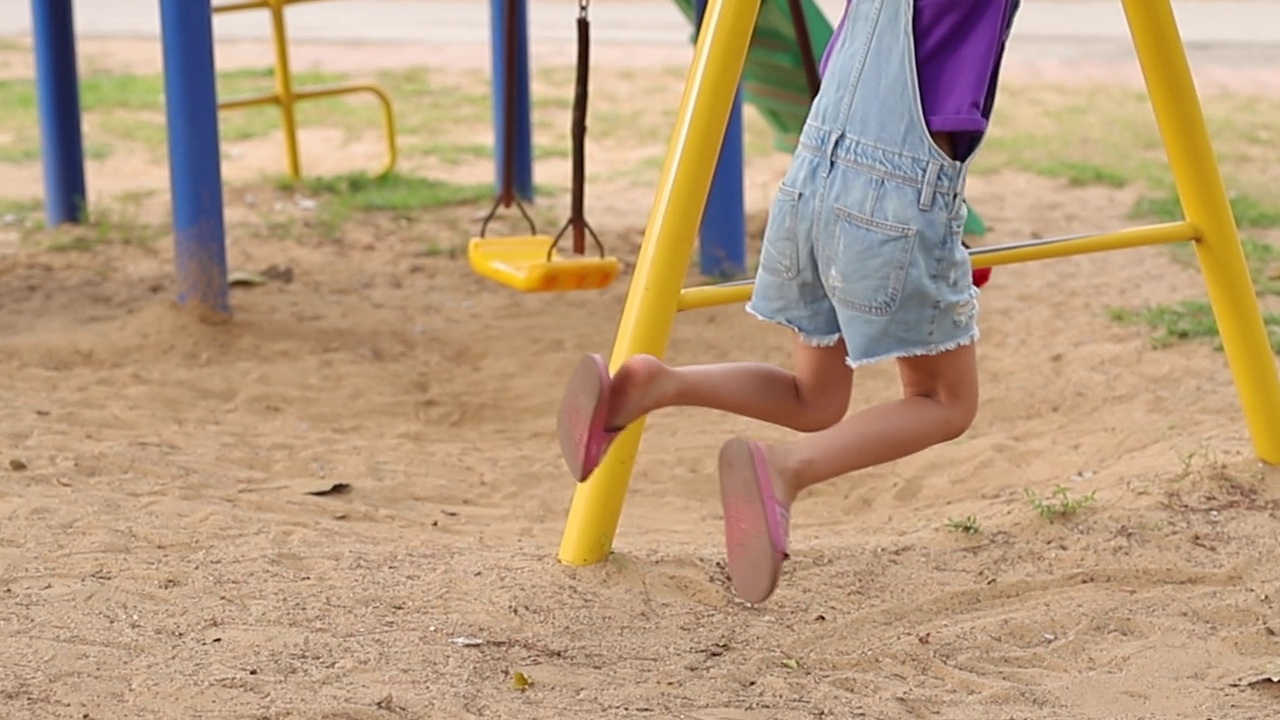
[548, 0, 606, 261]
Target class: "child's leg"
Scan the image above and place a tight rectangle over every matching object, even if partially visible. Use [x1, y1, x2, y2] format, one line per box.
[761, 341, 979, 506]
[555, 340, 852, 483]
[716, 343, 977, 602]
[606, 340, 852, 434]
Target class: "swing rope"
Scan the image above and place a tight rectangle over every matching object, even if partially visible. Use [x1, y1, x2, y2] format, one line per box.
[548, 0, 606, 261]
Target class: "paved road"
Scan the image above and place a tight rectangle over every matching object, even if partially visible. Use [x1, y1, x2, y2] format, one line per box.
[1, 0, 1278, 64]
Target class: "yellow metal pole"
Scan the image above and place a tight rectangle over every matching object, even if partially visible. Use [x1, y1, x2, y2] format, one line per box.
[675, 222, 1198, 312]
[268, 0, 302, 180]
[557, 0, 763, 566]
[1121, 0, 1280, 464]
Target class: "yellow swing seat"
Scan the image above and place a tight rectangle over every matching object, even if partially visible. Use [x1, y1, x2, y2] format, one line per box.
[467, 234, 620, 293]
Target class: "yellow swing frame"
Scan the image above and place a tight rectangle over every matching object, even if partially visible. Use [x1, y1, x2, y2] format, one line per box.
[556, 0, 1280, 567]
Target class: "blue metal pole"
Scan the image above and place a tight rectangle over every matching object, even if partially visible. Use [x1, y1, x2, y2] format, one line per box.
[694, 0, 747, 278]
[514, 0, 534, 201]
[158, 0, 230, 317]
[30, 0, 87, 226]
[490, 0, 535, 202]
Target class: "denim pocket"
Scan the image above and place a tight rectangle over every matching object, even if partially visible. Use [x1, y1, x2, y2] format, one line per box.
[757, 184, 803, 281]
[823, 205, 918, 317]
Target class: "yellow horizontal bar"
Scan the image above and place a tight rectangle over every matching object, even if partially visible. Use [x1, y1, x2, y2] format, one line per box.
[678, 279, 752, 311]
[675, 221, 1197, 312]
[293, 84, 390, 103]
[213, 0, 269, 13]
[218, 90, 282, 111]
[218, 83, 386, 110]
[213, 0, 327, 14]
[970, 221, 1195, 268]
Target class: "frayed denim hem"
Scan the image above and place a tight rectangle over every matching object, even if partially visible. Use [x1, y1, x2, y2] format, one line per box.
[844, 329, 980, 369]
[744, 303, 843, 348]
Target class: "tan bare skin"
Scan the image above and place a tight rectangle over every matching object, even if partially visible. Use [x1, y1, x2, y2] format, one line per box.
[602, 131, 978, 508]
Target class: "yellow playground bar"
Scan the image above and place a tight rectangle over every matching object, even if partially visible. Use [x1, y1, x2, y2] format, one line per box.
[212, 0, 399, 180]
[558, 0, 1280, 566]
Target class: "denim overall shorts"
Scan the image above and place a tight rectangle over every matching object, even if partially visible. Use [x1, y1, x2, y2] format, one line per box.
[746, 0, 980, 368]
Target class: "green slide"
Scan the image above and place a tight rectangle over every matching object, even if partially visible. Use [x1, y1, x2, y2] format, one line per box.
[670, 0, 988, 238]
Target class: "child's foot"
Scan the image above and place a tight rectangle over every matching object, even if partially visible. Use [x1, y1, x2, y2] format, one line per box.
[717, 437, 793, 604]
[555, 353, 668, 482]
[604, 353, 667, 429]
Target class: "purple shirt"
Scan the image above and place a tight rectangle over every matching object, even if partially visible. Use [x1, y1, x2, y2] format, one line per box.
[820, 0, 1016, 156]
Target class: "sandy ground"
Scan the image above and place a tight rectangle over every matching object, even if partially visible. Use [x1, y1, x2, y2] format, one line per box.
[3, 25, 1280, 720]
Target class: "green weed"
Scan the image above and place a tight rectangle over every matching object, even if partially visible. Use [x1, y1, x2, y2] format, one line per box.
[944, 516, 982, 535]
[1026, 485, 1097, 520]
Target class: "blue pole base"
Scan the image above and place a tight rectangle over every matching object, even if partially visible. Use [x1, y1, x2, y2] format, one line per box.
[31, 0, 87, 227]
[160, 0, 231, 318]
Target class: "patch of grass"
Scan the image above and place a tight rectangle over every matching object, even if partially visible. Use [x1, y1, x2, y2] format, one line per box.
[0, 198, 43, 217]
[0, 67, 357, 154]
[1031, 161, 1130, 187]
[1025, 485, 1097, 521]
[217, 68, 375, 142]
[944, 516, 982, 535]
[96, 113, 167, 151]
[286, 171, 492, 236]
[976, 84, 1169, 188]
[218, 67, 347, 98]
[220, 107, 281, 143]
[37, 190, 164, 252]
[408, 141, 494, 165]
[1110, 301, 1280, 353]
[1167, 236, 1280, 296]
[297, 171, 491, 210]
[1109, 302, 1220, 348]
[976, 84, 1280, 198]
[377, 68, 491, 135]
[0, 142, 40, 163]
[1110, 228, 1280, 352]
[80, 73, 166, 111]
[1131, 190, 1280, 230]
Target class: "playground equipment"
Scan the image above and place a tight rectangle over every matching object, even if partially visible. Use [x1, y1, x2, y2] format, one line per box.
[29, 0, 398, 317]
[212, 0, 399, 181]
[557, 0, 1280, 567]
[468, 0, 620, 293]
[478, 0, 990, 286]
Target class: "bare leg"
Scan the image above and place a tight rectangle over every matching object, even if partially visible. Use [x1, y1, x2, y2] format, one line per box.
[606, 339, 853, 434]
[761, 342, 979, 505]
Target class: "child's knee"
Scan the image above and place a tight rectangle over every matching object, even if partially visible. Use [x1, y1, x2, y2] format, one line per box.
[798, 398, 849, 433]
[943, 399, 978, 441]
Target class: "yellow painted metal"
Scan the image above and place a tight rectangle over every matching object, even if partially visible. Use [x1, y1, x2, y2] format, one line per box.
[678, 280, 752, 312]
[212, 0, 398, 180]
[676, 222, 1197, 312]
[557, 0, 1280, 568]
[556, 0, 762, 566]
[1122, 0, 1280, 464]
[467, 235, 621, 292]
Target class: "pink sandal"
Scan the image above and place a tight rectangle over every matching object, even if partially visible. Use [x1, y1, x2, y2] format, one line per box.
[556, 353, 623, 482]
[718, 437, 791, 604]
